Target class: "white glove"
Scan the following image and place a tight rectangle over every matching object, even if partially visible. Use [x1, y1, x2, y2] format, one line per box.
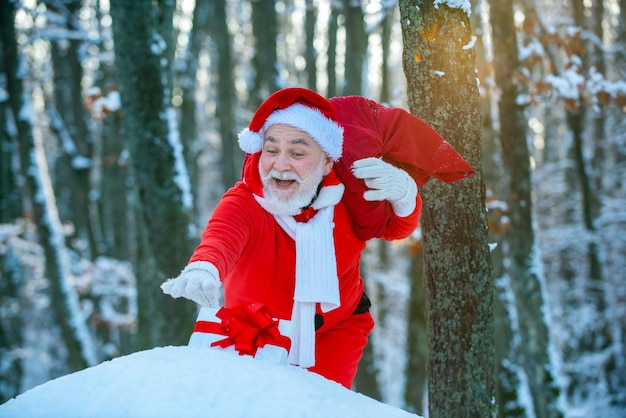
[352, 157, 418, 217]
[161, 261, 222, 307]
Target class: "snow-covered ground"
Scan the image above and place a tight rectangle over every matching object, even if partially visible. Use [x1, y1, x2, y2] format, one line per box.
[0, 345, 421, 418]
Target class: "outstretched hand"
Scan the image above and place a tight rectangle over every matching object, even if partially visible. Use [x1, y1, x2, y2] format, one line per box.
[161, 261, 222, 307]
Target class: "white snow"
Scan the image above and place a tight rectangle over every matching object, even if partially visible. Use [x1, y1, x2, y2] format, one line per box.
[519, 39, 545, 62]
[546, 67, 585, 100]
[433, 0, 472, 17]
[0, 346, 421, 418]
[0, 86, 8, 103]
[463, 35, 477, 50]
[166, 107, 194, 211]
[105, 90, 121, 112]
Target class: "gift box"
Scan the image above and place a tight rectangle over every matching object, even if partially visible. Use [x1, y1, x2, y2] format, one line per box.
[188, 304, 293, 364]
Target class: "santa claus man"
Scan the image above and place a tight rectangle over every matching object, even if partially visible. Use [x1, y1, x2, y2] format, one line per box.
[161, 87, 473, 388]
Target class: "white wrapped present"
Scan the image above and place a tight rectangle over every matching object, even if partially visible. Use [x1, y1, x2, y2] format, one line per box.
[188, 304, 293, 364]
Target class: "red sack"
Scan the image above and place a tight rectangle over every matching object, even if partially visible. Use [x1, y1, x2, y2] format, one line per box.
[330, 96, 474, 239]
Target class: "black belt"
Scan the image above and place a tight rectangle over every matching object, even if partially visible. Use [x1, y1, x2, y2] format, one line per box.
[314, 292, 371, 331]
[353, 291, 372, 315]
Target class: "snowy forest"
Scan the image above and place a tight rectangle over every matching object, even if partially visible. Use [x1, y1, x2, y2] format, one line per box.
[1, 0, 625, 417]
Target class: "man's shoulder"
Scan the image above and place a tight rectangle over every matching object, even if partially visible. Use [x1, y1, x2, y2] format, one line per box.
[218, 181, 266, 214]
[220, 182, 255, 203]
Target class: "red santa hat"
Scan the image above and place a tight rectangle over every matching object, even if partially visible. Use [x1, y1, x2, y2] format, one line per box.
[238, 88, 344, 161]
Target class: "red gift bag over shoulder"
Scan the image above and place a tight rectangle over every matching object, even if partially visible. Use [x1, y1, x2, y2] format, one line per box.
[330, 96, 474, 240]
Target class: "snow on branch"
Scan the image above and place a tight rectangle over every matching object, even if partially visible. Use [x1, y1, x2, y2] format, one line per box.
[516, 9, 626, 112]
[32, 128, 98, 367]
[433, 0, 472, 17]
[46, 106, 92, 170]
[166, 107, 194, 211]
[85, 87, 121, 122]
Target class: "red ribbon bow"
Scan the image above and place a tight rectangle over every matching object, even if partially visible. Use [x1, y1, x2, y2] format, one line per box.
[193, 304, 291, 357]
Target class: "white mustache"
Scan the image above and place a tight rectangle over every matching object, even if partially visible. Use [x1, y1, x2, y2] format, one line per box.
[262, 169, 303, 184]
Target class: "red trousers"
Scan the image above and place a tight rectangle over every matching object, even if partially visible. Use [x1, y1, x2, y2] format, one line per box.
[307, 312, 375, 389]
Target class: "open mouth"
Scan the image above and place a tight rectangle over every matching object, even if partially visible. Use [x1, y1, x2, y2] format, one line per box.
[274, 178, 297, 189]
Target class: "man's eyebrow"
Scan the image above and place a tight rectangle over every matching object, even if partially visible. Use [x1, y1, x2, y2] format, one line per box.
[263, 135, 312, 146]
[289, 137, 311, 146]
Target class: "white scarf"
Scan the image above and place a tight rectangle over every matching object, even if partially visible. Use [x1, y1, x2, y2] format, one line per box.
[271, 184, 344, 368]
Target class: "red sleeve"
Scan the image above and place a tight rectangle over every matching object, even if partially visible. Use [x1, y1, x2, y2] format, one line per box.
[380, 194, 422, 241]
[188, 184, 256, 279]
[330, 96, 473, 241]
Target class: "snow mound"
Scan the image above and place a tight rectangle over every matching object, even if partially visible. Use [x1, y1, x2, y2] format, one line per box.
[0, 345, 420, 418]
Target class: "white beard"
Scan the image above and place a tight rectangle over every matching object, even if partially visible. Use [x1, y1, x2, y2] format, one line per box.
[259, 160, 325, 216]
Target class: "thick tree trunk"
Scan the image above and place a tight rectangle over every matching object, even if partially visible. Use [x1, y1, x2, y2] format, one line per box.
[399, 2, 495, 417]
[109, 0, 197, 348]
[1, 4, 27, 399]
[98, 111, 129, 260]
[0, 246, 24, 403]
[0, 0, 22, 222]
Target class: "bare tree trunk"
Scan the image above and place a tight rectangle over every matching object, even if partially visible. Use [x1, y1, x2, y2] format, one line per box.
[0, 0, 22, 222]
[32, 121, 100, 371]
[178, 0, 210, 213]
[342, 0, 366, 95]
[109, 0, 197, 348]
[1, 5, 27, 400]
[588, 1, 607, 190]
[304, 0, 317, 91]
[44, 0, 97, 259]
[490, 1, 565, 417]
[0, 4, 25, 387]
[98, 110, 129, 260]
[326, 4, 340, 97]
[354, 241, 385, 400]
[211, 0, 239, 189]
[606, 3, 626, 404]
[618, 0, 626, 69]
[404, 245, 427, 415]
[569, 0, 609, 346]
[1, 4, 27, 399]
[379, 4, 394, 103]
[399, 2, 495, 417]
[353, 275, 383, 399]
[250, 0, 278, 107]
[0, 247, 23, 403]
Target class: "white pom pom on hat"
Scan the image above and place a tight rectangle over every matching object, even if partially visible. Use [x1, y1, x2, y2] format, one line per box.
[238, 88, 344, 161]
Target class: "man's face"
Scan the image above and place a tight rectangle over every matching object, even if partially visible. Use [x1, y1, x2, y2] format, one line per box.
[259, 124, 333, 214]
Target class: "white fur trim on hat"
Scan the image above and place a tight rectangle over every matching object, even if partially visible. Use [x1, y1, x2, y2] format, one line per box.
[238, 104, 344, 161]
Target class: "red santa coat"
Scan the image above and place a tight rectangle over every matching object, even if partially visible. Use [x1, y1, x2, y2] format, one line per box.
[189, 153, 419, 332]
